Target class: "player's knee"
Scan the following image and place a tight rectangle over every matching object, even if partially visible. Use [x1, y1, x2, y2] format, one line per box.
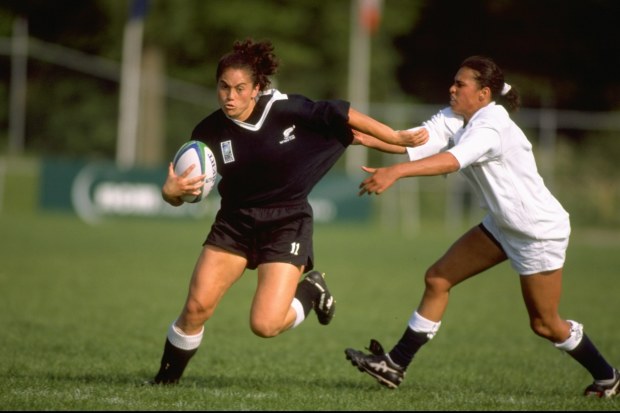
[249, 318, 282, 338]
[529, 319, 549, 338]
[529, 317, 560, 341]
[184, 297, 215, 323]
[424, 266, 452, 294]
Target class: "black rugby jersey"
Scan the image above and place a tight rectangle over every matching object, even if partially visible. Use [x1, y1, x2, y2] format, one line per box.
[191, 89, 354, 209]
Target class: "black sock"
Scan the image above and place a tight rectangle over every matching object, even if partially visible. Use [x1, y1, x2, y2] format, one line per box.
[153, 338, 198, 384]
[567, 333, 615, 381]
[294, 277, 315, 316]
[388, 327, 430, 369]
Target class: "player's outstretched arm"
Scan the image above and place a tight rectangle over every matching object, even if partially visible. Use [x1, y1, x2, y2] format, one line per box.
[348, 108, 428, 147]
[358, 152, 460, 196]
[352, 130, 407, 154]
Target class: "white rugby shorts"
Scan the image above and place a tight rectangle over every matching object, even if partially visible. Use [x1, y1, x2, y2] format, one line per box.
[481, 214, 570, 275]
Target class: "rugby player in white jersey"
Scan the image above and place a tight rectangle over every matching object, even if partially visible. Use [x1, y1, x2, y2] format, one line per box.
[345, 55, 618, 398]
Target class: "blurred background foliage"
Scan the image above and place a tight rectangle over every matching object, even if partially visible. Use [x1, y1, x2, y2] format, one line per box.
[2, 0, 620, 154]
[0, 0, 619, 227]
[0, 0, 423, 158]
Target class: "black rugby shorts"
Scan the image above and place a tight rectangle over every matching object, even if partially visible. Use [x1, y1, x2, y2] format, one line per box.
[204, 201, 314, 271]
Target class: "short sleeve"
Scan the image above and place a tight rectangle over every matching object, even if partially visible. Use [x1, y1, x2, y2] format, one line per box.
[406, 107, 463, 161]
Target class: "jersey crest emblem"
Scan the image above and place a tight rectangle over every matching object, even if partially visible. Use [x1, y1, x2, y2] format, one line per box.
[220, 140, 235, 164]
[279, 125, 296, 144]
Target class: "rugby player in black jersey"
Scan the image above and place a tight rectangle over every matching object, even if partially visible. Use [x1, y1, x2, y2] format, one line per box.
[150, 38, 427, 385]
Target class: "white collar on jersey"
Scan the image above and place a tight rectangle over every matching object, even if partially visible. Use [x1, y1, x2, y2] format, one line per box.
[226, 89, 289, 131]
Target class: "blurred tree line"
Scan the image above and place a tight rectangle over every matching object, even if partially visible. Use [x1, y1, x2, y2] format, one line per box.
[0, 0, 619, 227]
[395, 0, 620, 112]
[0, 0, 421, 158]
[1, 0, 620, 156]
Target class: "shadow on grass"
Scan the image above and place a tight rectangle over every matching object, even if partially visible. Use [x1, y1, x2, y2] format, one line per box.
[1, 369, 385, 393]
[182, 374, 385, 392]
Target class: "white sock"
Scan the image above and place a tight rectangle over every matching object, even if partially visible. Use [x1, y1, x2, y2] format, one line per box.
[290, 298, 306, 329]
[553, 320, 583, 352]
[408, 310, 442, 339]
[167, 321, 203, 351]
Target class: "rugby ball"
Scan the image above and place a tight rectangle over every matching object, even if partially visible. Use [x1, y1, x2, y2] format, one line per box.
[172, 140, 217, 203]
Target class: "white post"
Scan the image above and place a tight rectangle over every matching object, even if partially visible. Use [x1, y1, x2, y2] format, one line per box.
[116, 0, 147, 169]
[8, 18, 28, 155]
[346, 0, 373, 177]
[0, 158, 5, 213]
[539, 108, 557, 190]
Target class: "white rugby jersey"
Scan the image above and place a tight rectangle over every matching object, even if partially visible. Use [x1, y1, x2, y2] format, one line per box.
[408, 103, 569, 240]
[406, 107, 463, 161]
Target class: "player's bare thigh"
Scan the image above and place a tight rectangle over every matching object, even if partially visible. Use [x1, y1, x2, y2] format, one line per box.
[177, 245, 247, 333]
[250, 262, 303, 337]
[428, 225, 508, 286]
[417, 226, 507, 320]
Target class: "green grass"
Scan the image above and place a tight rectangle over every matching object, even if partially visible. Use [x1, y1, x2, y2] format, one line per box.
[0, 211, 619, 410]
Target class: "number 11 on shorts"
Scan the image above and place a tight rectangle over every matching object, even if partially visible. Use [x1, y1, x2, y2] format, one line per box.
[290, 242, 300, 255]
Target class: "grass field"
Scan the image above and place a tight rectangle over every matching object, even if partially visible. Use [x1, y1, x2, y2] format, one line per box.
[1, 210, 619, 411]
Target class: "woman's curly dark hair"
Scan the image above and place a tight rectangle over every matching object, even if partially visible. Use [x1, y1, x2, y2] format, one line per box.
[216, 38, 279, 91]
